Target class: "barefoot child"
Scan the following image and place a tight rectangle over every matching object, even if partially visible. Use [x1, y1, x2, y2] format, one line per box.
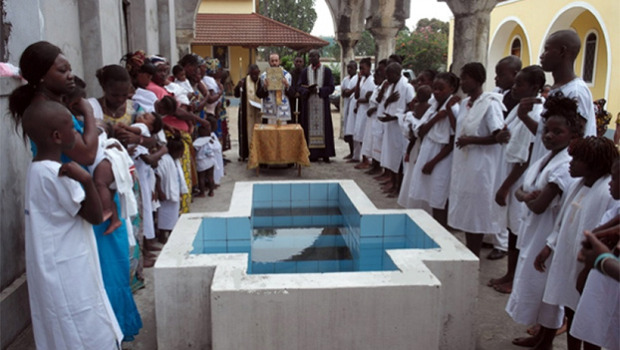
[23, 101, 123, 348]
[505, 95, 584, 349]
[535, 136, 618, 350]
[489, 65, 546, 293]
[408, 73, 460, 225]
[155, 135, 188, 243]
[193, 124, 216, 197]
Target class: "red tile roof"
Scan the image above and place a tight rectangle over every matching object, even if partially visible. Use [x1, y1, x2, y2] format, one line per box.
[194, 13, 329, 50]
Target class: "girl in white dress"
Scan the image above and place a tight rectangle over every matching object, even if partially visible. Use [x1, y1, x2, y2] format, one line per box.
[448, 62, 505, 257]
[505, 95, 584, 349]
[489, 65, 546, 293]
[409, 72, 460, 226]
[535, 136, 619, 350]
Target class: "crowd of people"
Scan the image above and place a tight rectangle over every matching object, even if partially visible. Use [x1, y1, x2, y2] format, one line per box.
[7, 27, 619, 349]
[339, 30, 618, 350]
[8, 42, 235, 348]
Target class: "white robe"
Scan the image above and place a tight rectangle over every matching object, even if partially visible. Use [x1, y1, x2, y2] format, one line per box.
[343, 75, 358, 136]
[530, 78, 596, 163]
[353, 75, 376, 142]
[156, 154, 183, 231]
[570, 205, 620, 349]
[409, 98, 460, 209]
[448, 92, 505, 234]
[496, 101, 542, 234]
[379, 78, 414, 172]
[543, 175, 617, 311]
[505, 149, 573, 328]
[397, 109, 430, 211]
[25, 161, 123, 349]
[211, 132, 224, 185]
[193, 136, 217, 172]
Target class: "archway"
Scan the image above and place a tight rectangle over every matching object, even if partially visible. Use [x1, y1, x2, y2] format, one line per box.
[540, 2, 610, 101]
[487, 17, 531, 91]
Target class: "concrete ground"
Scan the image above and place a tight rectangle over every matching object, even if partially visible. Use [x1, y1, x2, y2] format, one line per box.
[8, 101, 567, 350]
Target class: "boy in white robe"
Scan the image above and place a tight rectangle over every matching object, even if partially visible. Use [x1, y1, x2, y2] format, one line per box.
[341, 61, 357, 159]
[352, 58, 375, 166]
[23, 101, 123, 349]
[378, 63, 414, 196]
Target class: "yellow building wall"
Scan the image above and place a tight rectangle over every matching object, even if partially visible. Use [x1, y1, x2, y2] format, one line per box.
[571, 11, 607, 101]
[191, 44, 254, 84]
[198, 0, 255, 14]
[503, 26, 531, 66]
[484, 0, 619, 126]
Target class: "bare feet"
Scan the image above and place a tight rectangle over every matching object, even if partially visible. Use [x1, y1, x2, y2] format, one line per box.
[103, 217, 123, 235]
[526, 324, 540, 336]
[487, 274, 512, 287]
[195, 192, 206, 198]
[493, 282, 512, 294]
[208, 191, 214, 197]
[354, 162, 371, 170]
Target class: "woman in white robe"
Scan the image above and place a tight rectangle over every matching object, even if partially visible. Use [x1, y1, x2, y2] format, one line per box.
[448, 62, 505, 257]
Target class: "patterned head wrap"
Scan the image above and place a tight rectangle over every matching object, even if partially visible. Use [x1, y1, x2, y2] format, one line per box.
[122, 50, 146, 76]
[149, 55, 168, 67]
[204, 57, 221, 75]
[19, 41, 62, 86]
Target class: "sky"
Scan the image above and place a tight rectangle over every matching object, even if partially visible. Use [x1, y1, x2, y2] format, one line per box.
[311, 0, 453, 37]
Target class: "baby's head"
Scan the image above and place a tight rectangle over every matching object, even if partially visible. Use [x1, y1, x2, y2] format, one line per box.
[155, 95, 177, 116]
[198, 123, 212, 137]
[166, 134, 185, 160]
[136, 112, 163, 134]
[24, 100, 76, 152]
[172, 64, 186, 81]
[62, 76, 87, 116]
[415, 85, 432, 104]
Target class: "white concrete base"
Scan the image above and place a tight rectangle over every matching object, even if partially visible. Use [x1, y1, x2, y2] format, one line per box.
[155, 180, 478, 350]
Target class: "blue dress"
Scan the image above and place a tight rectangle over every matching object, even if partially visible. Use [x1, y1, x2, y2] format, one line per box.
[93, 194, 143, 341]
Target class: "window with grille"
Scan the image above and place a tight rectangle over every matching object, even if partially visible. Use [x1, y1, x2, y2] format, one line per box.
[582, 32, 597, 83]
[511, 37, 521, 58]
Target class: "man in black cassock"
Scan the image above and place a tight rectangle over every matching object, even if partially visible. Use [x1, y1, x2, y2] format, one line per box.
[234, 64, 263, 161]
[298, 49, 336, 163]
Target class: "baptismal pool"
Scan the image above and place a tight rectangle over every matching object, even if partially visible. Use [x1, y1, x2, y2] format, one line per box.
[156, 180, 478, 350]
[191, 182, 438, 274]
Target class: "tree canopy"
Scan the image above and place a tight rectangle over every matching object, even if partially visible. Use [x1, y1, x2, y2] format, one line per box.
[258, 0, 317, 58]
[396, 18, 449, 74]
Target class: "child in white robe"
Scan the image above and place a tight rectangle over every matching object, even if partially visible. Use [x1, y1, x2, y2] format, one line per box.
[397, 85, 433, 210]
[571, 161, 619, 349]
[504, 95, 584, 348]
[408, 73, 460, 225]
[193, 124, 217, 197]
[23, 101, 123, 349]
[448, 62, 505, 257]
[156, 136, 188, 241]
[536, 136, 619, 349]
[489, 65, 546, 293]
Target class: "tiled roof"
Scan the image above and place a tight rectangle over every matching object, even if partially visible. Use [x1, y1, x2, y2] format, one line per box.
[194, 13, 329, 50]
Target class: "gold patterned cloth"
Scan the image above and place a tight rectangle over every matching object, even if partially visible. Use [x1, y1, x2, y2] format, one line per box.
[248, 124, 310, 169]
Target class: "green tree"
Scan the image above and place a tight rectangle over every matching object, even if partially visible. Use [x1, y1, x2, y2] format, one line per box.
[354, 30, 376, 57]
[321, 37, 341, 59]
[396, 18, 448, 74]
[258, 0, 317, 58]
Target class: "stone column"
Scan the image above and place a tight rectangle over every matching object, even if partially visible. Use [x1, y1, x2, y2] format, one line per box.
[326, 0, 366, 137]
[174, 0, 201, 58]
[440, 0, 499, 74]
[365, 0, 410, 61]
